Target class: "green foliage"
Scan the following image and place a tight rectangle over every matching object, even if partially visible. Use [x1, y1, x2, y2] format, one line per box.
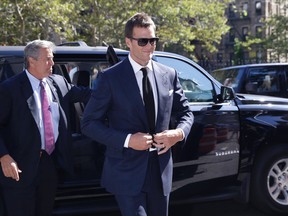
[0, 0, 75, 45]
[264, 14, 288, 61]
[0, 0, 232, 56]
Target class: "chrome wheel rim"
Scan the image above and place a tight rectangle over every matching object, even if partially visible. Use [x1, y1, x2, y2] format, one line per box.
[268, 159, 288, 205]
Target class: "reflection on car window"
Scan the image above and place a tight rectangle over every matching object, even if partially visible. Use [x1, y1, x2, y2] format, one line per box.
[211, 68, 241, 90]
[156, 56, 213, 102]
[247, 68, 280, 93]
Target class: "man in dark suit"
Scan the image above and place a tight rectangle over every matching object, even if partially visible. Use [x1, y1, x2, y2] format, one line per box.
[81, 13, 193, 216]
[0, 40, 91, 216]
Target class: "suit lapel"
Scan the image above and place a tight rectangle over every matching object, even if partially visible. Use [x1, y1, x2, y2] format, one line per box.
[117, 59, 148, 128]
[20, 72, 41, 129]
[152, 62, 170, 130]
[47, 78, 59, 103]
[47, 77, 67, 128]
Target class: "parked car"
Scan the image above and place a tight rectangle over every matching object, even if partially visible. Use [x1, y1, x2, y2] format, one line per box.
[210, 63, 288, 98]
[1, 43, 288, 215]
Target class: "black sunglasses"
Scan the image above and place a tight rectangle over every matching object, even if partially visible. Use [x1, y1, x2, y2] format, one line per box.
[130, 37, 159, 47]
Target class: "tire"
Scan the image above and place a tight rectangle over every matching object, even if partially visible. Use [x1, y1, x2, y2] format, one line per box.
[251, 144, 288, 215]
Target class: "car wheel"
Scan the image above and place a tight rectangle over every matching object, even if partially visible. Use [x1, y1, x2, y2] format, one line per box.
[251, 144, 288, 215]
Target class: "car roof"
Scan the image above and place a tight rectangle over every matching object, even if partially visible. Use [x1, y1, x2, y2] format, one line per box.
[213, 62, 288, 71]
[0, 44, 203, 69]
[0, 45, 129, 56]
[0, 44, 214, 82]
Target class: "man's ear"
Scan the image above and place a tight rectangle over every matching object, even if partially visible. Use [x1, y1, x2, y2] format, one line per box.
[28, 56, 36, 67]
[125, 37, 131, 49]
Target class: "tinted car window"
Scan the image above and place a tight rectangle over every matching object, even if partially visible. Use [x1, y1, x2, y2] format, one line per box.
[211, 64, 288, 98]
[156, 56, 214, 102]
[211, 68, 243, 90]
[0, 57, 24, 83]
[246, 67, 280, 94]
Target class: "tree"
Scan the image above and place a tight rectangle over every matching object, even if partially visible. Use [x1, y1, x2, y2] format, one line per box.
[70, 0, 232, 57]
[0, 0, 75, 45]
[0, 0, 232, 58]
[265, 13, 288, 62]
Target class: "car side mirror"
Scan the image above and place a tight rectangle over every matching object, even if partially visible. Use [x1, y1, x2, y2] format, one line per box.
[218, 86, 235, 102]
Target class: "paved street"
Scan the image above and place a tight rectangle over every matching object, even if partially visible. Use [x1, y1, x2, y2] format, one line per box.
[169, 200, 269, 216]
[85, 199, 271, 216]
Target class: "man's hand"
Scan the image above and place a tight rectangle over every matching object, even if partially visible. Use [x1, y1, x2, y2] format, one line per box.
[128, 132, 154, 151]
[153, 129, 184, 155]
[0, 154, 22, 181]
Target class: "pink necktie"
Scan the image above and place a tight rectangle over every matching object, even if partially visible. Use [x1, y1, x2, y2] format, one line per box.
[40, 81, 55, 155]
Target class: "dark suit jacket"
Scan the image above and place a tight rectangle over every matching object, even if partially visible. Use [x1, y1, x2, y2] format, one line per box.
[0, 71, 91, 188]
[81, 58, 193, 196]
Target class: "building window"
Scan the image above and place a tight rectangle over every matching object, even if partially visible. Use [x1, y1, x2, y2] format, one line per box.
[242, 2, 249, 17]
[256, 50, 262, 62]
[217, 53, 223, 63]
[229, 52, 234, 64]
[242, 27, 249, 41]
[268, 2, 272, 14]
[244, 52, 249, 62]
[229, 28, 235, 42]
[228, 3, 236, 18]
[255, 1, 262, 15]
[255, 26, 262, 38]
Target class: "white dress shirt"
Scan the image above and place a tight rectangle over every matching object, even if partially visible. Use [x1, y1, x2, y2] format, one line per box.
[124, 55, 158, 150]
[26, 70, 60, 150]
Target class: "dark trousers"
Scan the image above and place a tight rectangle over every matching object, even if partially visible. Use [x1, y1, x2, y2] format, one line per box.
[2, 151, 58, 216]
[115, 151, 169, 216]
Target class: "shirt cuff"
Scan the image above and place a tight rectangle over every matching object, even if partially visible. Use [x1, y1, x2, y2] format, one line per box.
[124, 134, 131, 148]
[177, 128, 185, 141]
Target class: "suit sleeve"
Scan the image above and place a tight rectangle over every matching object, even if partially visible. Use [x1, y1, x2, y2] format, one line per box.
[50, 74, 91, 104]
[171, 69, 194, 141]
[0, 83, 11, 157]
[81, 72, 128, 151]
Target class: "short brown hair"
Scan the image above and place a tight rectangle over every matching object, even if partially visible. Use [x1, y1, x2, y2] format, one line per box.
[124, 12, 156, 38]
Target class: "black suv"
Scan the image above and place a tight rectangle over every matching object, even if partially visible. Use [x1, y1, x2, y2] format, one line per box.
[1, 44, 288, 215]
[210, 63, 288, 98]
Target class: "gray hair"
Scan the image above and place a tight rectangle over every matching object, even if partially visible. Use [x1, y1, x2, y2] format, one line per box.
[24, 40, 55, 68]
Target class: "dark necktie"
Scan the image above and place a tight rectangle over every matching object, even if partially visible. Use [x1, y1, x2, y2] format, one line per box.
[141, 68, 155, 134]
[40, 81, 55, 155]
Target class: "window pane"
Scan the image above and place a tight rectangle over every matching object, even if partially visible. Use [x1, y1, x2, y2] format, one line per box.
[156, 56, 214, 102]
[256, 1, 262, 15]
[247, 68, 280, 93]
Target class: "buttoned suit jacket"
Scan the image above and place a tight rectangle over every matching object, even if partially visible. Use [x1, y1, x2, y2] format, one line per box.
[81, 58, 193, 196]
[0, 71, 91, 188]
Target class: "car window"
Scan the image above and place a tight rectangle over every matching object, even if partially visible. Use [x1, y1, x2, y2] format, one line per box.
[53, 61, 110, 88]
[0, 57, 24, 83]
[211, 68, 242, 90]
[246, 67, 280, 93]
[284, 68, 288, 91]
[155, 56, 214, 102]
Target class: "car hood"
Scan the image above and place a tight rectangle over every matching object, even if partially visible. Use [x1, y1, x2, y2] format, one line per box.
[235, 93, 288, 105]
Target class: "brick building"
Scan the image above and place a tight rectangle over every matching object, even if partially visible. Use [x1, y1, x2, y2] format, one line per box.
[198, 0, 287, 71]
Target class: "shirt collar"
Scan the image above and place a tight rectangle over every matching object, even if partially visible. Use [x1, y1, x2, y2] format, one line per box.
[25, 69, 47, 90]
[128, 54, 153, 74]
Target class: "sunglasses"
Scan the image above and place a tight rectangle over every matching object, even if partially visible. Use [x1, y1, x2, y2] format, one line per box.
[130, 37, 159, 47]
